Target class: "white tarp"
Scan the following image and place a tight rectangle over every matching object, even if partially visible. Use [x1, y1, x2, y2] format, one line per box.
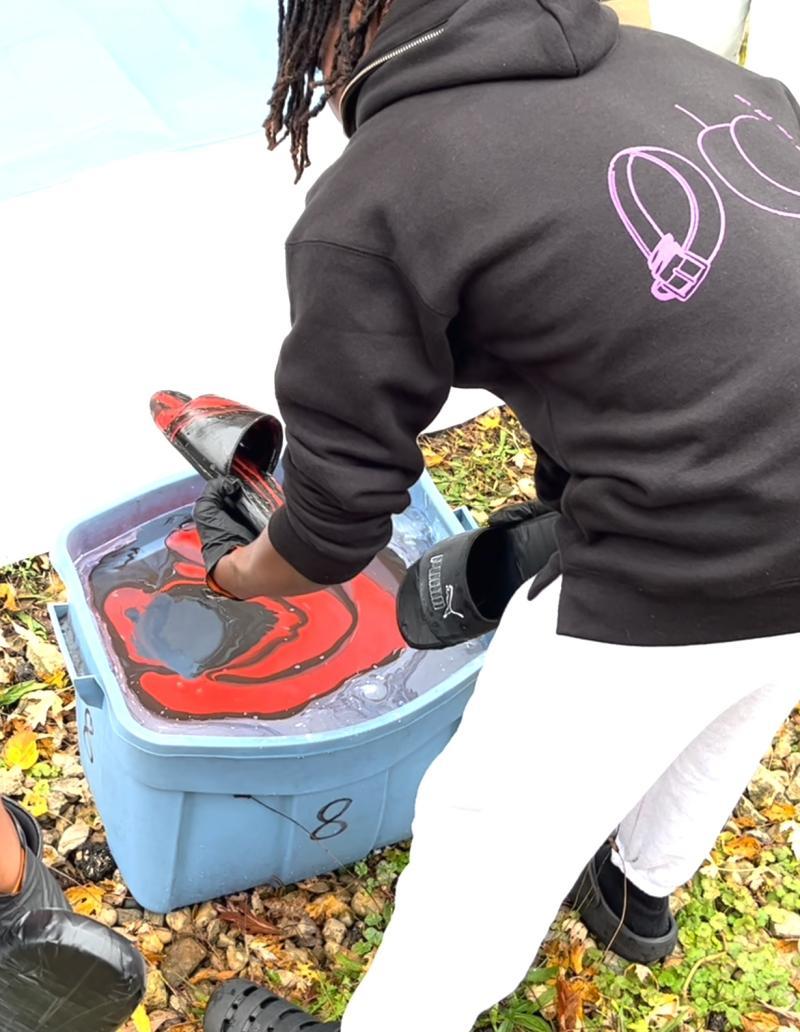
[747, 0, 800, 98]
[0, 3, 497, 567]
[649, 0, 800, 99]
[650, 0, 751, 61]
[0, 117, 498, 566]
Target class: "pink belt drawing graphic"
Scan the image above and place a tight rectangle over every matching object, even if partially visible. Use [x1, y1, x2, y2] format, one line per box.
[692, 98, 800, 220]
[609, 97, 799, 303]
[608, 146, 727, 303]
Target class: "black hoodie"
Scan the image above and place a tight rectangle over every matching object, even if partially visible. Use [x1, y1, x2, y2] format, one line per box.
[268, 0, 800, 647]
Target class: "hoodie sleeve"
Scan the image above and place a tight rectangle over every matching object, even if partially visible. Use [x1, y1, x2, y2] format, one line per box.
[267, 240, 454, 584]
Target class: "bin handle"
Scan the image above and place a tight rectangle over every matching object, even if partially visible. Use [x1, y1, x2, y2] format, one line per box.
[48, 603, 105, 710]
[453, 505, 478, 531]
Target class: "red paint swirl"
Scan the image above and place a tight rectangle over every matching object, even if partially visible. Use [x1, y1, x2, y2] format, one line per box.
[93, 522, 406, 721]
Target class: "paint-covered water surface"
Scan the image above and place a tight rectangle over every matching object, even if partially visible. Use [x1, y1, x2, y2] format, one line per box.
[85, 506, 482, 736]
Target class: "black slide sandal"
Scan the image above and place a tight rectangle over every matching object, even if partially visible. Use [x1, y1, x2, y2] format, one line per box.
[397, 505, 560, 650]
[567, 852, 678, 965]
[205, 980, 340, 1032]
[397, 528, 499, 649]
[0, 908, 146, 1032]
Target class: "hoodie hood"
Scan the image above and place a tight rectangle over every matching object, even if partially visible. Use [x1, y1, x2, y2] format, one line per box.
[341, 0, 620, 136]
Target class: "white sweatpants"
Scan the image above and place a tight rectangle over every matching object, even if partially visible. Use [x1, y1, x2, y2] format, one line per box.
[342, 578, 800, 1032]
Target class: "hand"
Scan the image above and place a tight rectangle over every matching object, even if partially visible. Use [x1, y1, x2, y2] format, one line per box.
[195, 477, 321, 600]
[193, 477, 257, 584]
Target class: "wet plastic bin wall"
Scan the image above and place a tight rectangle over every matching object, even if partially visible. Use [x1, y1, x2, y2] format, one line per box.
[50, 470, 484, 913]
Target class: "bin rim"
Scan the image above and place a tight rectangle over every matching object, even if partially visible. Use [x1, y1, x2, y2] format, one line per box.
[52, 469, 486, 759]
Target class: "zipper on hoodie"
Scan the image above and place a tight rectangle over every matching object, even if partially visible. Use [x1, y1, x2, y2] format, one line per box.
[340, 24, 447, 127]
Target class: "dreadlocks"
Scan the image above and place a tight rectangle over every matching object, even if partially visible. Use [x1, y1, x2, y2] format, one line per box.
[265, 0, 393, 181]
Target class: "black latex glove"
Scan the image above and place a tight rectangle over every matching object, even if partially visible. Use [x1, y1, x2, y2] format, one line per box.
[193, 477, 257, 576]
[488, 500, 561, 572]
[468, 501, 557, 619]
[488, 498, 554, 527]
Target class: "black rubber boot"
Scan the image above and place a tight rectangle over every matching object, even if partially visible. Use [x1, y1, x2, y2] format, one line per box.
[568, 843, 678, 965]
[205, 980, 341, 1032]
[0, 798, 67, 918]
[0, 797, 147, 1032]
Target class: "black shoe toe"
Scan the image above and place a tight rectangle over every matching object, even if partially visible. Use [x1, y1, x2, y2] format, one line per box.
[568, 857, 678, 965]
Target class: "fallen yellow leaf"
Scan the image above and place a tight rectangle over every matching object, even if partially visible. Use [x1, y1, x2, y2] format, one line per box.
[651, 994, 680, 1019]
[45, 668, 70, 691]
[575, 979, 601, 1006]
[742, 1011, 780, 1032]
[131, 1005, 151, 1032]
[726, 834, 763, 860]
[138, 930, 165, 957]
[0, 583, 19, 612]
[47, 571, 68, 603]
[25, 635, 66, 681]
[478, 409, 502, 430]
[307, 894, 350, 921]
[556, 974, 585, 1032]
[763, 802, 796, 823]
[21, 790, 48, 819]
[570, 939, 585, 974]
[190, 969, 240, 985]
[65, 884, 105, 917]
[421, 448, 445, 468]
[20, 689, 63, 729]
[3, 728, 39, 770]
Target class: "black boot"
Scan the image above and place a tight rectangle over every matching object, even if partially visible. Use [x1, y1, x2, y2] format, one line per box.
[568, 842, 678, 965]
[0, 797, 146, 1032]
[0, 798, 67, 918]
[205, 980, 341, 1031]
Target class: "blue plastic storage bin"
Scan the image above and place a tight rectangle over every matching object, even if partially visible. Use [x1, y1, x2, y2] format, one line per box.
[51, 470, 485, 913]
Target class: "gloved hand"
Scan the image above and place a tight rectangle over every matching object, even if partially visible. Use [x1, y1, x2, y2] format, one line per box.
[193, 477, 258, 579]
[488, 499, 560, 583]
[397, 499, 560, 650]
[488, 497, 553, 525]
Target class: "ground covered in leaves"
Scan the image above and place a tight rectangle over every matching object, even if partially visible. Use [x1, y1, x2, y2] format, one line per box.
[1, 408, 799, 1032]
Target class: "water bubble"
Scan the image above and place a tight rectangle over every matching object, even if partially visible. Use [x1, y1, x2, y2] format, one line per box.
[358, 681, 389, 702]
